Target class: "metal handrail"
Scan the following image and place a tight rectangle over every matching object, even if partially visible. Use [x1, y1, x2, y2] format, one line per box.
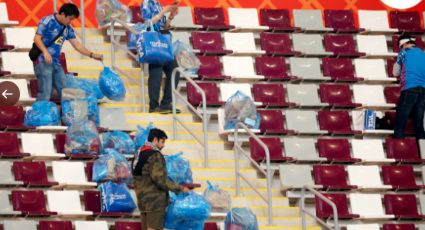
[171, 67, 209, 167]
[234, 122, 273, 225]
[53, 0, 85, 46]
[109, 18, 146, 112]
[300, 185, 339, 230]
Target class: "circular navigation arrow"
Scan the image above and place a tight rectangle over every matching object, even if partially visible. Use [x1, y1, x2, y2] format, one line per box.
[0, 81, 20, 106]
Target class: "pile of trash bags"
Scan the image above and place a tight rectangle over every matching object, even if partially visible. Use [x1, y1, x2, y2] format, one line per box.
[66, 74, 104, 100]
[165, 152, 193, 184]
[64, 120, 101, 155]
[173, 40, 200, 75]
[24, 101, 60, 126]
[102, 131, 135, 155]
[95, 0, 132, 27]
[92, 148, 132, 183]
[224, 91, 261, 130]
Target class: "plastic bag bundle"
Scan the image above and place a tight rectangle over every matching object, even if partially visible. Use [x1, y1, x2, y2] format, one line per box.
[225, 208, 259, 230]
[127, 23, 147, 50]
[224, 91, 261, 130]
[98, 181, 136, 212]
[99, 66, 126, 101]
[173, 40, 200, 75]
[66, 74, 104, 99]
[65, 120, 101, 155]
[95, 0, 132, 27]
[134, 122, 154, 151]
[86, 95, 100, 126]
[102, 131, 135, 155]
[92, 148, 132, 182]
[203, 181, 231, 212]
[164, 152, 193, 184]
[61, 88, 88, 126]
[24, 101, 60, 126]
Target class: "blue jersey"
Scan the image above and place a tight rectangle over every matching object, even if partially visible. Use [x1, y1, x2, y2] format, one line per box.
[141, 0, 167, 31]
[397, 47, 425, 90]
[35, 14, 76, 65]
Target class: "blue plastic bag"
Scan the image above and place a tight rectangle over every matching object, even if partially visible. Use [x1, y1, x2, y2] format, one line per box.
[102, 131, 135, 155]
[136, 21, 174, 64]
[173, 40, 200, 75]
[128, 23, 147, 50]
[65, 120, 101, 155]
[86, 95, 100, 126]
[93, 148, 132, 182]
[225, 208, 259, 230]
[24, 101, 60, 126]
[98, 181, 136, 212]
[66, 74, 104, 99]
[99, 66, 126, 101]
[164, 152, 193, 184]
[224, 91, 261, 130]
[134, 123, 154, 151]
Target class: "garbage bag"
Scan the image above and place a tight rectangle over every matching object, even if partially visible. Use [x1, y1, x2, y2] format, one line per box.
[134, 122, 154, 151]
[98, 181, 136, 212]
[164, 152, 193, 184]
[102, 131, 135, 155]
[99, 66, 126, 101]
[65, 120, 101, 155]
[128, 23, 147, 50]
[203, 181, 231, 212]
[225, 208, 259, 230]
[61, 88, 88, 126]
[173, 40, 200, 75]
[93, 148, 132, 182]
[24, 101, 60, 126]
[224, 91, 261, 130]
[95, 0, 132, 27]
[86, 95, 100, 126]
[66, 74, 104, 99]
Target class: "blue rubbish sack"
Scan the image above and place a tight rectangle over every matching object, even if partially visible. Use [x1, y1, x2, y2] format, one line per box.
[86, 95, 100, 126]
[65, 120, 101, 155]
[93, 148, 132, 182]
[203, 181, 231, 212]
[102, 131, 135, 155]
[173, 40, 200, 75]
[66, 74, 104, 99]
[225, 208, 259, 230]
[24, 101, 60, 126]
[164, 152, 193, 184]
[128, 23, 147, 50]
[98, 181, 136, 213]
[61, 88, 88, 126]
[224, 91, 261, 130]
[134, 122, 154, 151]
[136, 21, 174, 65]
[99, 66, 126, 101]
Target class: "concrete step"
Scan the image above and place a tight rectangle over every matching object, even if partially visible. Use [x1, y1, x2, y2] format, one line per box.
[257, 216, 317, 227]
[188, 159, 252, 168]
[125, 112, 194, 122]
[192, 177, 281, 190]
[162, 148, 234, 160]
[65, 50, 132, 60]
[191, 167, 257, 178]
[66, 58, 135, 68]
[259, 226, 321, 230]
[231, 196, 289, 207]
[194, 186, 283, 197]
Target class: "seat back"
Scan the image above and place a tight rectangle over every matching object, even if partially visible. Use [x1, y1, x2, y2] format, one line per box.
[170, 7, 196, 28]
[385, 138, 420, 160]
[352, 85, 387, 106]
[347, 224, 380, 230]
[313, 165, 349, 187]
[187, 82, 221, 107]
[293, 9, 326, 30]
[356, 35, 390, 55]
[319, 83, 353, 105]
[47, 190, 86, 214]
[11, 190, 48, 213]
[129, 6, 143, 23]
[219, 83, 253, 102]
[224, 32, 257, 53]
[4, 27, 35, 49]
[52, 161, 90, 184]
[287, 84, 322, 106]
[315, 193, 350, 218]
[382, 165, 417, 187]
[279, 164, 313, 188]
[392, 34, 424, 52]
[386, 58, 397, 78]
[83, 190, 101, 212]
[203, 222, 219, 230]
[384, 194, 420, 216]
[222, 56, 256, 78]
[0, 161, 15, 184]
[390, 11, 422, 32]
[349, 193, 387, 217]
[292, 34, 326, 54]
[324, 34, 357, 54]
[384, 86, 400, 104]
[317, 138, 351, 160]
[322, 58, 355, 80]
[115, 222, 142, 230]
[0, 106, 25, 127]
[383, 224, 416, 230]
[171, 31, 190, 45]
[228, 8, 261, 28]
[0, 190, 13, 213]
[260, 9, 291, 28]
[324, 10, 356, 30]
[12, 161, 49, 184]
[0, 132, 21, 156]
[3, 221, 37, 230]
[252, 83, 287, 106]
[0, 2, 13, 22]
[191, 32, 224, 52]
[194, 7, 226, 27]
[255, 56, 288, 79]
[354, 59, 388, 81]
[351, 139, 386, 161]
[358, 10, 392, 31]
[385, 111, 414, 134]
[74, 221, 108, 230]
[197, 56, 223, 77]
[39, 221, 73, 230]
[249, 137, 283, 161]
[289, 57, 323, 80]
[257, 110, 285, 133]
[59, 53, 71, 74]
[259, 32, 294, 54]
[285, 110, 321, 133]
[347, 165, 386, 188]
[0, 52, 34, 75]
[318, 111, 352, 132]
[21, 133, 56, 156]
[283, 138, 318, 161]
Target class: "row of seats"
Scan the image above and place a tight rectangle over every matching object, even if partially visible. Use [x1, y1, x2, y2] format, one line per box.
[0, 220, 143, 230]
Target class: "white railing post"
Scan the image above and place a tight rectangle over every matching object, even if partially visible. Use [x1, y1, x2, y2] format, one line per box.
[80, 0, 85, 47]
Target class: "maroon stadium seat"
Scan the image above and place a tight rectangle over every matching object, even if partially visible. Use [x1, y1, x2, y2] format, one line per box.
[322, 58, 363, 82]
[315, 193, 359, 219]
[59, 53, 77, 76]
[313, 165, 356, 190]
[11, 190, 56, 216]
[385, 111, 414, 134]
[0, 28, 14, 51]
[390, 11, 425, 33]
[385, 138, 424, 163]
[324, 34, 365, 57]
[383, 224, 416, 230]
[197, 56, 230, 80]
[252, 83, 294, 107]
[255, 56, 294, 81]
[39, 221, 73, 230]
[257, 110, 294, 134]
[186, 82, 223, 107]
[382, 165, 425, 190]
[259, 9, 299, 32]
[249, 137, 292, 162]
[129, 6, 144, 24]
[384, 86, 401, 104]
[259, 33, 301, 56]
[319, 83, 359, 107]
[194, 7, 234, 30]
[203, 222, 219, 230]
[318, 111, 359, 135]
[115, 221, 142, 230]
[83, 190, 131, 217]
[384, 194, 425, 219]
[0, 106, 32, 130]
[0, 132, 29, 158]
[191, 31, 231, 55]
[12, 161, 58, 187]
[317, 138, 359, 162]
[324, 10, 364, 33]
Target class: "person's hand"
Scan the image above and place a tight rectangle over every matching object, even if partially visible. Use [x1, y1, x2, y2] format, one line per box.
[181, 186, 190, 193]
[43, 51, 52, 64]
[92, 53, 103, 61]
[170, 7, 179, 18]
[163, 4, 178, 13]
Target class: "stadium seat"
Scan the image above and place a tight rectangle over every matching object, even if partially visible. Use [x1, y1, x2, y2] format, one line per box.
[0, 132, 29, 158]
[12, 161, 58, 187]
[4, 27, 35, 50]
[358, 10, 398, 33]
[351, 139, 394, 163]
[392, 34, 424, 53]
[383, 224, 416, 230]
[385, 138, 424, 163]
[186, 82, 223, 107]
[0, 190, 20, 216]
[283, 138, 325, 162]
[196, 56, 229, 80]
[352, 85, 394, 108]
[223, 32, 265, 55]
[384, 194, 425, 219]
[191, 32, 231, 55]
[0, 52, 34, 76]
[385, 111, 415, 135]
[2, 221, 36, 230]
[287, 84, 326, 107]
[259, 9, 299, 32]
[257, 110, 293, 134]
[115, 221, 142, 230]
[0, 79, 32, 102]
[323, 34, 365, 57]
[0, 28, 14, 51]
[285, 110, 326, 134]
[252, 83, 294, 107]
[29, 79, 59, 102]
[356, 35, 397, 58]
[171, 31, 190, 46]
[59, 53, 77, 76]
[347, 165, 391, 190]
[0, 106, 32, 130]
[292, 34, 332, 56]
[39, 220, 73, 230]
[249, 137, 292, 162]
[193, 7, 234, 30]
[0, 2, 18, 26]
[228, 8, 268, 31]
[346, 224, 380, 230]
[390, 11, 424, 33]
[349, 193, 394, 219]
[313, 165, 356, 190]
[254, 56, 295, 81]
[315, 193, 359, 219]
[74, 221, 109, 230]
[52, 161, 97, 188]
[129, 6, 143, 24]
[203, 222, 219, 230]
[354, 59, 393, 82]
[384, 86, 401, 104]
[382, 165, 424, 190]
[322, 58, 362, 81]
[11, 190, 56, 216]
[318, 110, 358, 135]
[46, 190, 92, 216]
[259, 33, 301, 56]
[319, 83, 359, 107]
[324, 10, 364, 33]
[317, 138, 359, 162]
[55, 133, 98, 159]
[279, 164, 314, 190]
[219, 83, 254, 102]
[170, 7, 202, 29]
[84, 190, 131, 217]
[293, 9, 332, 32]
[21, 133, 63, 158]
[289, 57, 329, 81]
[0, 161, 22, 186]
[386, 58, 398, 79]
[222, 56, 263, 80]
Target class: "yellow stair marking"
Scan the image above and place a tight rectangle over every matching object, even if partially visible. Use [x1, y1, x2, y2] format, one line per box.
[192, 168, 255, 172]
[68, 66, 139, 71]
[126, 112, 192, 116]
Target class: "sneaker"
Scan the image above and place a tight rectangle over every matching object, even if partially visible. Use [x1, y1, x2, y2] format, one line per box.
[159, 106, 181, 114]
[149, 107, 160, 113]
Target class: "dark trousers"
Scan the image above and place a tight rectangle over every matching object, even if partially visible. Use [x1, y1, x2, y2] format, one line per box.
[148, 61, 180, 110]
[394, 86, 425, 140]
